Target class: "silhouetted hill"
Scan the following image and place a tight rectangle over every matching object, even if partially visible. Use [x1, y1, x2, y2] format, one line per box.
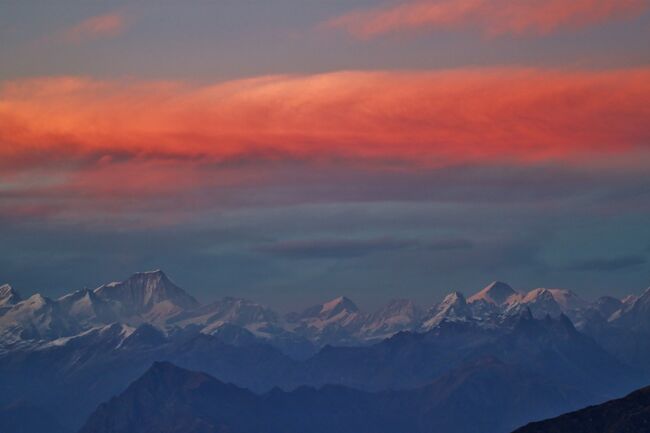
[513, 384, 650, 433]
[80, 360, 591, 433]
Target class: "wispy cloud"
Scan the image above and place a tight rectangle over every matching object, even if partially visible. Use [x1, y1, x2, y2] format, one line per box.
[2, 68, 648, 171]
[325, 0, 649, 39]
[63, 12, 126, 43]
[256, 237, 416, 259]
[255, 237, 471, 259]
[0, 68, 649, 226]
[566, 255, 647, 271]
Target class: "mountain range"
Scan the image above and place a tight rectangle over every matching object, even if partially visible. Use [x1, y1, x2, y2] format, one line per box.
[1, 270, 649, 433]
[78, 361, 650, 433]
[78, 360, 589, 433]
[3, 271, 647, 356]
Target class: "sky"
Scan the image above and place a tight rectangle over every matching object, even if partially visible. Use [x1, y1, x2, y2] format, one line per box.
[1, 0, 649, 311]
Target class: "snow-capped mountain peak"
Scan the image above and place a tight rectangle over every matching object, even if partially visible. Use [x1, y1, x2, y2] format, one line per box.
[468, 281, 517, 306]
[320, 296, 359, 317]
[503, 287, 587, 320]
[0, 293, 80, 344]
[168, 296, 282, 337]
[359, 299, 424, 340]
[421, 291, 471, 331]
[285, 296, 365, 345]
[93, 270, 199, 323]
[505, 288, 561, 318]
[545, 288, 587, 310]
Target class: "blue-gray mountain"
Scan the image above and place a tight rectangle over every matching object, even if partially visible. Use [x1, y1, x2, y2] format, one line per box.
[513, 383, 650, 433]
[0, 271, 649, 433]
[79, 360, 585, 433]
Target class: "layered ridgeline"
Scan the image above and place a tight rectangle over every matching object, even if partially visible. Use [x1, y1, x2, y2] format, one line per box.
[1, 271, 649, 433]
[79, 360, 588, 433]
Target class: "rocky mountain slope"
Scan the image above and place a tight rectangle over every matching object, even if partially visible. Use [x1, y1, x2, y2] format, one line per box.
[513, 382, 650, 433]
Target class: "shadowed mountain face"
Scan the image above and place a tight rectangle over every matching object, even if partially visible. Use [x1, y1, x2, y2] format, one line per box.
[0, 307, 641, 433]
[1, 272, 649, 433]
[80, 360, 587, 433]
[513, 384, 650, 433]
[93, 270, 200, 324]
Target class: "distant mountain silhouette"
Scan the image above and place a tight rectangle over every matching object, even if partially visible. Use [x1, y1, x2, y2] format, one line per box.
[80, 360, 587, 433]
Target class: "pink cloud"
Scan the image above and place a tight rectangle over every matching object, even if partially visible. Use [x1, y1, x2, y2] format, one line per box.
[1, 68, 648, 169]
[0, 68, 649, 225]
[63, 12, 126, 43]
[325, 0, 649, 39]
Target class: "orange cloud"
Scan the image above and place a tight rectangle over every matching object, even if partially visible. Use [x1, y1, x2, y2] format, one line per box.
[1, 68, 649, 172]
[325, 0, 649, 38]
[63, 12, 126, 43]
[1, 67, 649, 226]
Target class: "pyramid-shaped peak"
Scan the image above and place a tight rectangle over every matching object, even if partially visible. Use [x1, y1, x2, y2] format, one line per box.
[487, 280, 511, 289]
[321, 296, 359, 314]
[94, 270, 198, 313]
[420, 291, 469, 331]
[468, 281, 516, 306]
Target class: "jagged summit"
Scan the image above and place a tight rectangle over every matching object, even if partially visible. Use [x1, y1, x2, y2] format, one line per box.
[468, 281, 517, 306]
[290, 296, 360, 322]
[0, 284, 22, 307]
[421, 291, 471, 330]
[321, 296, 359, 316]
[441, 291, 466, 305]
[94, 270, 199, 318]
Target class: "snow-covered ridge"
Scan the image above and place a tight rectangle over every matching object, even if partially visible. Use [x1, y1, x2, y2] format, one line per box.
[0, 272, 647, 356]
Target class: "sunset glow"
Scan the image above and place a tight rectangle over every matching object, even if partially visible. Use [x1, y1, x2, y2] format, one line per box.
[326, 0, 649, 38]
[0, 0, 648, 306]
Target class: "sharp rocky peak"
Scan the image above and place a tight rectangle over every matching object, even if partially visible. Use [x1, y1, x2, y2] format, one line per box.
[441, 291, 466, 306]
[0, 284, 22, 306]
[468, 281, 517, 306]
[320, 296, 359, 315]
[93, 270, 199, 315]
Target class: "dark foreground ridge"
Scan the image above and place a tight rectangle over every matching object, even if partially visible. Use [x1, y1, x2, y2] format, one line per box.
[80, 359, 581, 433]
[513, 384, 650, 433]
